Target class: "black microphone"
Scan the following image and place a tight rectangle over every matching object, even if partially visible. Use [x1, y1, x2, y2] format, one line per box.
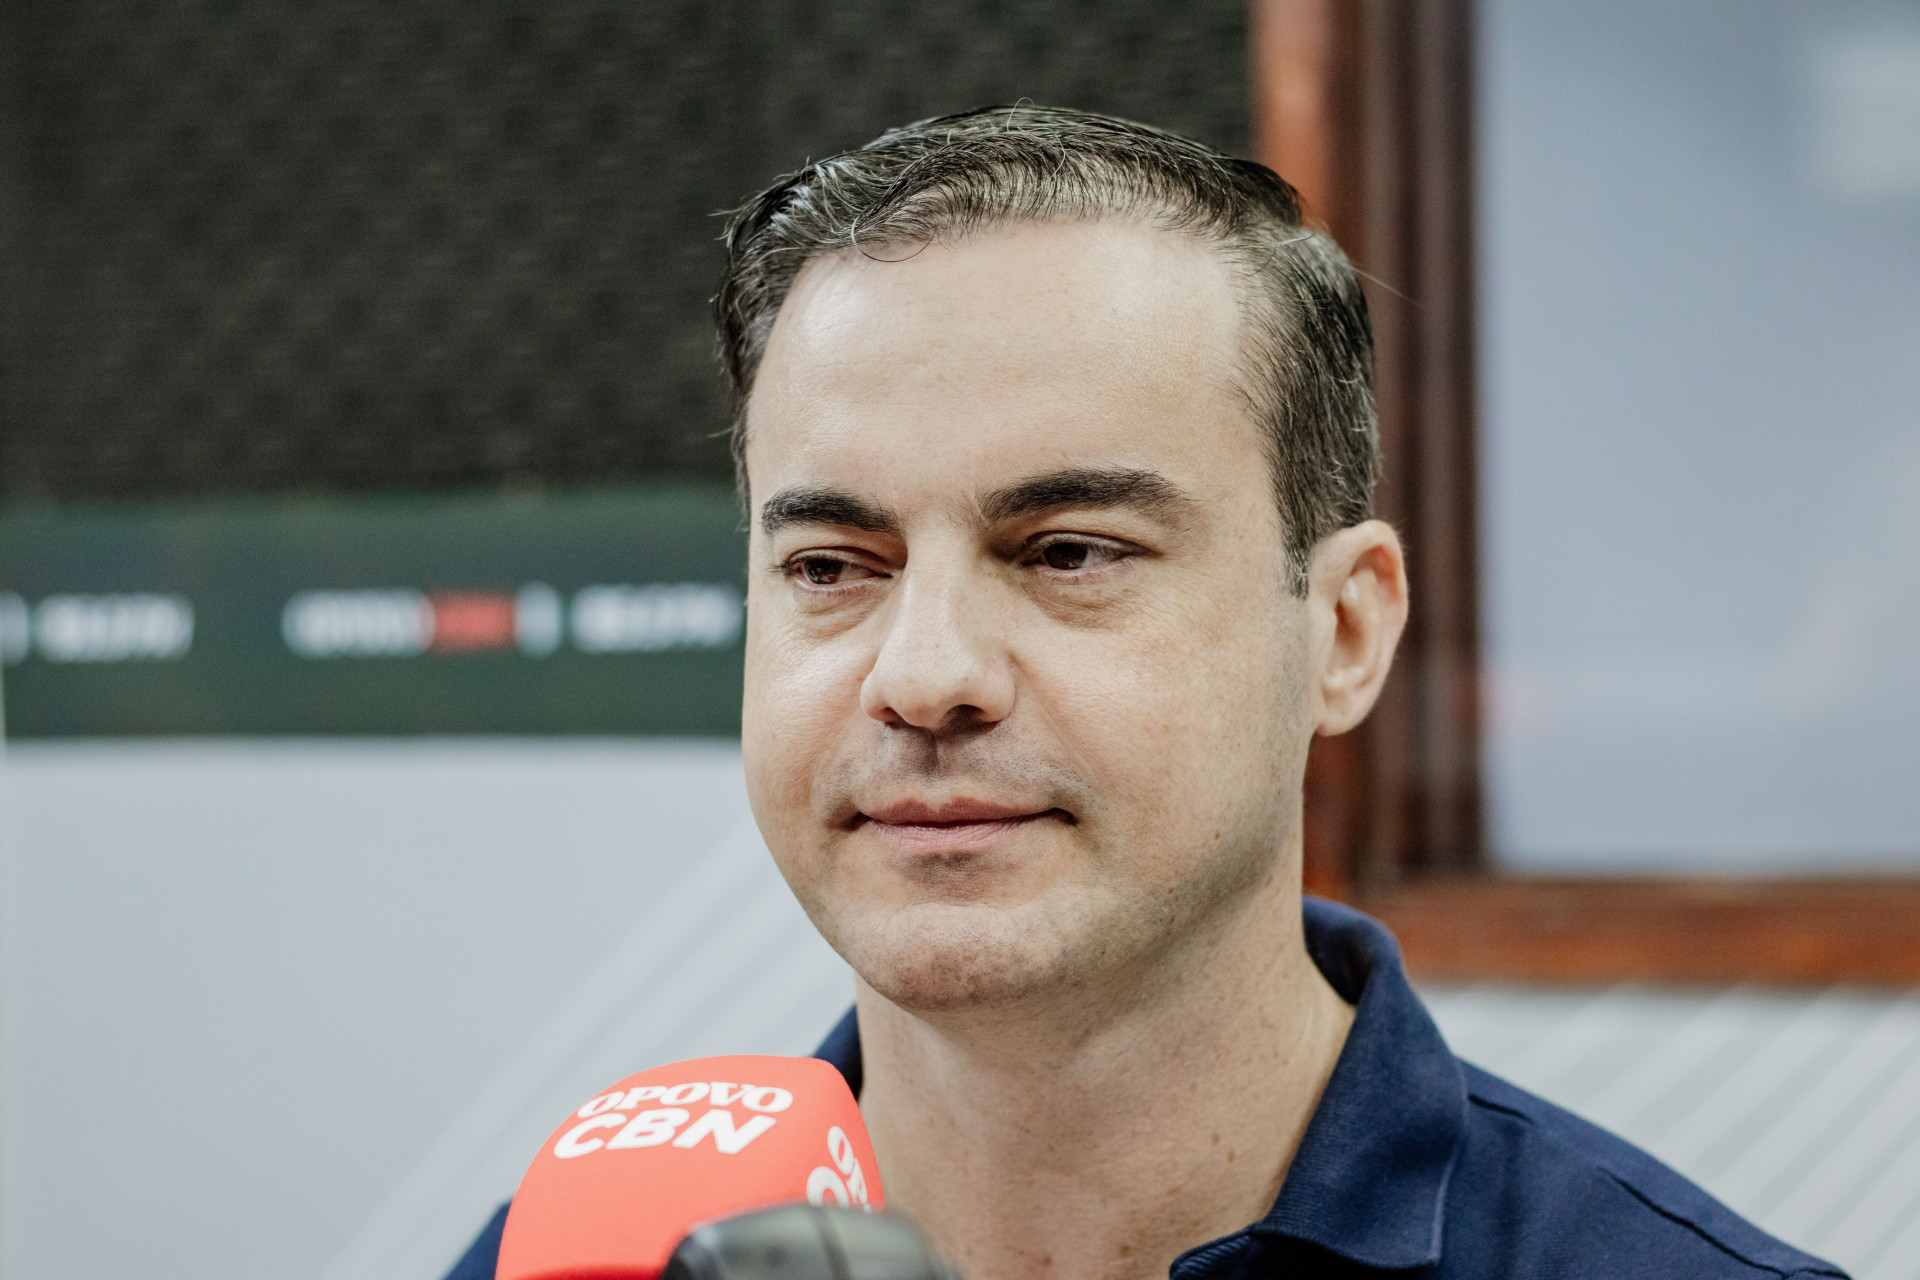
[665, 1203, 958, 1280]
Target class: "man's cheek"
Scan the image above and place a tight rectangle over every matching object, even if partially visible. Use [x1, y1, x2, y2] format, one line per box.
[748, 643, 857, 768]
[1079, 656, 1270, 820]
[1051, 648, 1216, 753]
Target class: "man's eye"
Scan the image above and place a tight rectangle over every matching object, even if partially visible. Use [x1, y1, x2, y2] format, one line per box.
[791, 556, 864, 586]
[1041, 542, 1092, 571]
[1032, 538, 1128, 572]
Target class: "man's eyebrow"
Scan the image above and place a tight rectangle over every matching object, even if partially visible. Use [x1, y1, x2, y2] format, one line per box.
[979, 467, 1197, 525]
[758, 486, 901, 537]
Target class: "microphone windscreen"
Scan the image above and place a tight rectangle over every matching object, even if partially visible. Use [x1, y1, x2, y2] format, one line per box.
[664, 1204, 955, 1280]
[497, 1055, 883, 1280]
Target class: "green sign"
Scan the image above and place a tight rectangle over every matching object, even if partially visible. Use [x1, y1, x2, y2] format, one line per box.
[0, 486, 750, 737]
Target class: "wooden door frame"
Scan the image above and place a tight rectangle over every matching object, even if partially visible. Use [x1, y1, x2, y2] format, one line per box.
[1250, 0, 1920, 986]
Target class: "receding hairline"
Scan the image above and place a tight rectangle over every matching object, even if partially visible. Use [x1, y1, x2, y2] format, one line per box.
[734, 200, 1301, 404]
[737, 210, 1289, 458]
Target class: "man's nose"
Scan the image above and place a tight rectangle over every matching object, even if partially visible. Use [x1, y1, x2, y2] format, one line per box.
[858, 562, 1015, 732]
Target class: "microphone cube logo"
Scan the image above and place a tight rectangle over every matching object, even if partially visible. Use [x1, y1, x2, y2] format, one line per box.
[805, 1125, 873, 1211]
[499, 1055, 883, 1280]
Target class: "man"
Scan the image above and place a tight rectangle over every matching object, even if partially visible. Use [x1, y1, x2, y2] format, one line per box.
[449, 107, 1842, 1279]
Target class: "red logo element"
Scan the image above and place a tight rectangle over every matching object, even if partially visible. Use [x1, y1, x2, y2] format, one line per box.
[427, 592, 516, 653]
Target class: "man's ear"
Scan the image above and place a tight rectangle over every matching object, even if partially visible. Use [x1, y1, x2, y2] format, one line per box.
[1306, 520, 1409, 736]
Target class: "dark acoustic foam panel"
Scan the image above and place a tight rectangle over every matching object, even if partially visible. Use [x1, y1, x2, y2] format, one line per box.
[0, 0, 1247, 499]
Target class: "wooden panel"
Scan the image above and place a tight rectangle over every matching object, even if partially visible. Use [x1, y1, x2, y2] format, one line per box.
[1354, 0, 1484, 882]
[1249, 0, 1357, 235]
[1251, 0, 1484, 889]
[1369, 878, 1920, 986]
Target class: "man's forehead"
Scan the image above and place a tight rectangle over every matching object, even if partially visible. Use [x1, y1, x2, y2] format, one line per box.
[754, 219, 1243, 401]
[743, 219, 1257, 511]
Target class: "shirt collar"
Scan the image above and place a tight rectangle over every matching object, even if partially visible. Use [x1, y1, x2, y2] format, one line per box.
[812, 896, 1467, 1273]
[1251, 897, 1466, 1268]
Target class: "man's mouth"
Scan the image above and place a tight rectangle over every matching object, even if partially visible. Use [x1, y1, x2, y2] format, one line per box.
[853, 800, 1070, 852]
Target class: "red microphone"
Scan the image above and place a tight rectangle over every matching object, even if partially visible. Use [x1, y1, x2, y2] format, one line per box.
[497, 1055, 883, 1280]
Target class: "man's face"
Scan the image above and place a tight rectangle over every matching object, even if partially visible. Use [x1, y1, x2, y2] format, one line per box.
[741, 219, 1313, 1015]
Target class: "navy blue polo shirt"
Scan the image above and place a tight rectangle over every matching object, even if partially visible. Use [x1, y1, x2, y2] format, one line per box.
[444, 898, 1845, 1279]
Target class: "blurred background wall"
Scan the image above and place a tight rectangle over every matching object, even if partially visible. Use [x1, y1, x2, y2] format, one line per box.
[1, 1, 1917, 1279]
[0, 0, 1246, 504]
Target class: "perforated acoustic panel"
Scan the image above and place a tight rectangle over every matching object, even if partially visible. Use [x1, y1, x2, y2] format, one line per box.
[0, 0, 1247, 499]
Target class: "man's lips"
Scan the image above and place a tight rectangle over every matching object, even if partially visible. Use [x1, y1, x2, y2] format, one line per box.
[853, 801, 1070, 853]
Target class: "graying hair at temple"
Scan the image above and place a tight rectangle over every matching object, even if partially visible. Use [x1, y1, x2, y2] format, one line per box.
[714, 104, 1380, 593]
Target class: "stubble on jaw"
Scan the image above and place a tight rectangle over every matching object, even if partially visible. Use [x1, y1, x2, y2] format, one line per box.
[785, 712, 1305, 1023]
[784, 729, 1103, 1014]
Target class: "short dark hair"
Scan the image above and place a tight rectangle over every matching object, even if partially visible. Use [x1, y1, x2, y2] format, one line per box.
[715, 105, 1378, 592]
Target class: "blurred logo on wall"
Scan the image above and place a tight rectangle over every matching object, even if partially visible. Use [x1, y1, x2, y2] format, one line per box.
[277, 583, 741, 659]
[2, 593, 195, 665]
[0, 485, 749, 737]
[4, 594, 198, 667]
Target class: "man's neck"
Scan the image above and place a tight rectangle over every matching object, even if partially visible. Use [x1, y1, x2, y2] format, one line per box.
[853, 861, 1354, 1280]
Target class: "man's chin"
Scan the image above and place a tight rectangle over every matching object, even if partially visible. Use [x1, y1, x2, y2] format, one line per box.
[837, 899, 1079, 1015]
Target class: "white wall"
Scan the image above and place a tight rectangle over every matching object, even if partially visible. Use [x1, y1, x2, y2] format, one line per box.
[0, 739, 853, 1280]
